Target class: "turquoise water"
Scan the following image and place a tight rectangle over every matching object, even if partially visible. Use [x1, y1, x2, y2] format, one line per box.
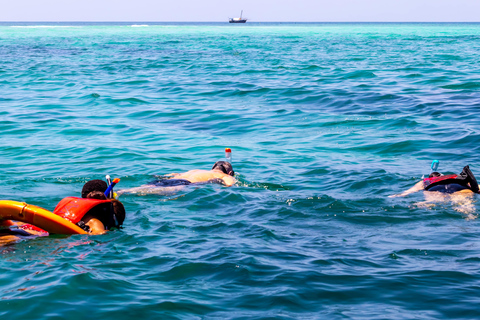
[1, 22, 480, 319]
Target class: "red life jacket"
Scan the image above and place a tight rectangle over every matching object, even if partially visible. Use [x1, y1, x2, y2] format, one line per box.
[423, 174, 458, 189]
[19, 197, 113, 234]
[53, 197, 112, 224]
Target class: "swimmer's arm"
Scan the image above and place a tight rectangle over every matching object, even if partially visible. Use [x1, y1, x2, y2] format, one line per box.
[389, 181, 424, 198]
[164, 173, 179, 177]
[0, 235, 22, 246]
[221, 175, 236, 187]
[0, 220, 22, 227]
[0, 221, 44, 235]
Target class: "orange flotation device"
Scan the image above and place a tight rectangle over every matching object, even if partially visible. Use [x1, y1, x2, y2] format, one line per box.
[0, 200, 87, 234]
[53, 197, 114, 225]
[0, 197, 116, 234]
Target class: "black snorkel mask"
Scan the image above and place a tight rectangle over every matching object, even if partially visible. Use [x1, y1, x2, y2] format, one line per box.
[212, 161, 235, 176]
[106, 201, 124, 230]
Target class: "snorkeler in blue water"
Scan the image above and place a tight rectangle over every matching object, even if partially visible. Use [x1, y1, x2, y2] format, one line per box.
[118, 161, 236, 195]
[0, 179, 126, 245]
[389, 165, 480, 216]
[390, 165, 479, 198]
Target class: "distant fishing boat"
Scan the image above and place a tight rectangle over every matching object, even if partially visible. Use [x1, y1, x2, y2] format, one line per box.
[229, 10, 247, 23]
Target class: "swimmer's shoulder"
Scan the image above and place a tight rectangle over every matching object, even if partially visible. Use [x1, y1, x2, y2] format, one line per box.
[174, 169, 204, 177]
[175, 170, 213, 180]
[222, 175, 236, 187]
[165, 169, 202, 177]
[84, 217, 106, 234]
[210, 172, 235, 186]
[168, 170, 235, 186]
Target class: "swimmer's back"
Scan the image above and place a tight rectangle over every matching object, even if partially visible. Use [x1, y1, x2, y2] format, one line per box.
[427, 183, 470, 194]
[171, 170, 235, 186]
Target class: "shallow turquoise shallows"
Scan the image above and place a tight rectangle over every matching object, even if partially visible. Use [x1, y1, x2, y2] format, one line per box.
[1, 22, 480, 319]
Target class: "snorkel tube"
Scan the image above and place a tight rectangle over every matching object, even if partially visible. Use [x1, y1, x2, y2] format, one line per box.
[104, 178, 120, 198]
[225, 148, 232, 163]
[431, 160, 439, 173]
[106, 175, 114, 198]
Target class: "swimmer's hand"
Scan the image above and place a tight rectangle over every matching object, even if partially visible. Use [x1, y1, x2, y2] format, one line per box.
[389, 181, 424, 198]
[388, 193, 402, 198]
[85, 217, 106, 235]
[0, 235, 22, 246]
[389, 191, 414, 198]
[388, 191, 412, 198]
[164, 173, 178, 177]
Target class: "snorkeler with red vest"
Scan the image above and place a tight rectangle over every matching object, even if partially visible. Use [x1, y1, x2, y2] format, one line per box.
[389, 161, 479, 198]
[0, 178, 126, 244]
[60, 178, 126, 234]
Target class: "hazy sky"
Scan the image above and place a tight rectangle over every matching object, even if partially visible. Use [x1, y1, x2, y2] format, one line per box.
[2, 0, 480, 22]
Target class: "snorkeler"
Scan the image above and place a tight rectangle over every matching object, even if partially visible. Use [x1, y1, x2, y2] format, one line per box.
[67, 179, 126, 233]
[162, 161, 235, 186]
[0, 179, 126, 245]
[118, 161, 236, 195]
[389, 165, 479, 197]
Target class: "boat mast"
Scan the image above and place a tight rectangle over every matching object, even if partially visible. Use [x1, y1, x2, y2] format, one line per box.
[240, 10, 243, 19]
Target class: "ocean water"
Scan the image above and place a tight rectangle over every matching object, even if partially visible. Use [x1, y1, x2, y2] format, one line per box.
[1, 22, 480, 319]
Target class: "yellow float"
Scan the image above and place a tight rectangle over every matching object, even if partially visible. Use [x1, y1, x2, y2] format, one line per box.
[0, 200, 87, 234]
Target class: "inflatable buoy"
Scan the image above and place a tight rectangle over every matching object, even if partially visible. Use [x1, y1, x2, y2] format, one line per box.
[0, 200, 87, 234]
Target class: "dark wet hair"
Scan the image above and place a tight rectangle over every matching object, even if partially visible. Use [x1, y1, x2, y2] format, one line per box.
[212, 161, 234, 176]
[82, 179, 108, 198]
[111, 199, 126, 226]
[86, 191, 107, 200]
[429, 172, 443, 178]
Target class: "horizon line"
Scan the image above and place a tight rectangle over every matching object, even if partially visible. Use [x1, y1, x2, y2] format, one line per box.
[2, 21, 480, 23]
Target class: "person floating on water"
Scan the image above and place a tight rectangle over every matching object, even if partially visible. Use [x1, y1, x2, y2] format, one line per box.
[390, 164, 479, 197]
[0, 179, 126, 245]
[118, 160, 236, 196]
[75, 179, 126, 233]
[389, 163, 479, 216]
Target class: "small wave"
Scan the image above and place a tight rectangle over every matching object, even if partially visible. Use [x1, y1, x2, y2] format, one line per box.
[237, 180, 292, 191]
[435, 54, 463, 61]
[296, 64, 327, 71]
[343, 70, 377, 79]
[131, 25, 149, 27]
[105, 97, 150, 105]
[402, 73, 423, 78]
[441, 82, 480, 90]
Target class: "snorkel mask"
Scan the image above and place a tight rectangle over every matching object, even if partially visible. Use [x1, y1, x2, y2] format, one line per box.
[212, 161, 235, 176]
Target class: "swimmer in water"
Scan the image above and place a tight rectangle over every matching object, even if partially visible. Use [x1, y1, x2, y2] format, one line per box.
[78, 179, 126, 233]
[0, 179, 126, 245]
[118, 161, 236, 195]
[390, 165, 479, 197]
[389, 165, 479, 216]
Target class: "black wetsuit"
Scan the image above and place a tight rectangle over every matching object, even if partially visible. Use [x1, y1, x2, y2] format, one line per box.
[153, 179, 192, 187]
[427, 183, 469, 193]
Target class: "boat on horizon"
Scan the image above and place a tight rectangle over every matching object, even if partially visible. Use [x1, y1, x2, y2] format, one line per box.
[229, 10, 247, 23]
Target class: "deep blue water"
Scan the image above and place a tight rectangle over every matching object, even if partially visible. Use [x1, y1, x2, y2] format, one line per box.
[1, 22, 480, 319]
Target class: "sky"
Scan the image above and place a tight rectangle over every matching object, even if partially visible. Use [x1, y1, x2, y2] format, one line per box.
[1, 0, 480, 22]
